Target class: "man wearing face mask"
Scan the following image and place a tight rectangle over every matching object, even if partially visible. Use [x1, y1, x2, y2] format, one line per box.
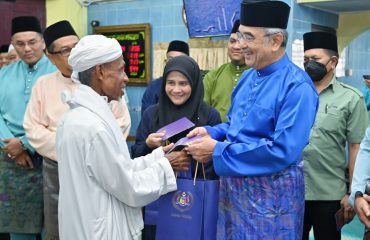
[302, 31, 368, 240]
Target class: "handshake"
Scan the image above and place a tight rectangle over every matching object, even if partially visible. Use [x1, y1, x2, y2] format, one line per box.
[162, 135, 203, 172]
[146, 117, 217, 172]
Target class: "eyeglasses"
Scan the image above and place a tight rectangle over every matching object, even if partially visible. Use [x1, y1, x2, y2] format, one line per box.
[236, 32, 279, 43]
[14, 38, 42, 49]
[48, 47, 73, 57]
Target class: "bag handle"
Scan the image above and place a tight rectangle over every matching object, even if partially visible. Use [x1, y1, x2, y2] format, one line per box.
[193, 161, 206, 185]
[174, 161, 206, 186]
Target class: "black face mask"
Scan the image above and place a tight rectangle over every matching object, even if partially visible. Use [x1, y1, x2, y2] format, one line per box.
[304, 60, 329, 82]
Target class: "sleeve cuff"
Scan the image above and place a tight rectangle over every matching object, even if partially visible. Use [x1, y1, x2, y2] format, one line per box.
[158, 157, 177, 193]
[19, 136, 35, 155]
[212, 141, 231, 175]
[205, 125, 220, 140]
[153, 147, 165, 159]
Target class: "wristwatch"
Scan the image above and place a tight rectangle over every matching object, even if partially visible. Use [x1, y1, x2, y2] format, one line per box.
[355, 191, 364, 199]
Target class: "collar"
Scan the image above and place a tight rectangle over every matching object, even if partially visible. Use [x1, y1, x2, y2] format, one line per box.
[324, 75, 338, 93]
[255, 54, 289, 78]
[20, 54, 48, 71]
[57, 71, 75, 85]
[230, 61, 247, 73]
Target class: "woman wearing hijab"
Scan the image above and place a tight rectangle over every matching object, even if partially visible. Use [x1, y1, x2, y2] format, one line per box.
[132, 55, 221, 166]
[132, 55, 221, 239]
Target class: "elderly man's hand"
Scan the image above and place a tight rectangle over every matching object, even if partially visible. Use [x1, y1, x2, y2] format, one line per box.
[13, 150, 34, 169]
[187, 127, 210, 138]
[340, 194, 355, 224]
[146, 132, 165, 149]
[186, 137, 217, 163]
[165, 150, 191, 172]
[355, 194, 370, 228]
[3, 137, 23, 159]
[162, 143, 174, 154]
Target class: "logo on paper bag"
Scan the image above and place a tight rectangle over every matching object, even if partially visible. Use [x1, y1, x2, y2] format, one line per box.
[172, 191, 193, 212]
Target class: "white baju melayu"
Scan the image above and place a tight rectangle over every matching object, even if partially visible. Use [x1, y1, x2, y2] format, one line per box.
[56, 84, 176, 240]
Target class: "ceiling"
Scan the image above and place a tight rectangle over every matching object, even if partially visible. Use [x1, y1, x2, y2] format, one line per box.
[297, 0, 370, 14]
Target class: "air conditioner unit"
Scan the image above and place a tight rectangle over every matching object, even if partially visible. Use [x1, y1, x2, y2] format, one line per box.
[75, 0, 139, 7]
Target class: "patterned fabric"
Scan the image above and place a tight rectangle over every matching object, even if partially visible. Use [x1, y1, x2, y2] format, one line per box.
[43, 157, 59, 240]
[0, 154, 43, 233]
[216, 162, 304, 240]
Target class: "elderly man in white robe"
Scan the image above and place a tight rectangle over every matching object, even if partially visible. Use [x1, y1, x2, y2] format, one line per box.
[56, 35, 190, 240]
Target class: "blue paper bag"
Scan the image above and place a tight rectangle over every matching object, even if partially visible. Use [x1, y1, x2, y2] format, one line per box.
[156, 177, 219, 240]
[202, 179, 219, 240]
[144, 169, 193, 226]
[156, 177, 204, 240]
[144, 200, 159, 225]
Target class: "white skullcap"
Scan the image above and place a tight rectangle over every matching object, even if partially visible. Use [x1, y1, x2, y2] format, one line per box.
[8, 44, 15, 53]
[68, 34, 122, 83]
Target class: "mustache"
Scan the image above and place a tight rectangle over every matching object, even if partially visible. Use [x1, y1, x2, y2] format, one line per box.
[241, 48, 252, 55]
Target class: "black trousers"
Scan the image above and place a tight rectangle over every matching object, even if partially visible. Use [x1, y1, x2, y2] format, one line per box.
[302, 200, 341, 240]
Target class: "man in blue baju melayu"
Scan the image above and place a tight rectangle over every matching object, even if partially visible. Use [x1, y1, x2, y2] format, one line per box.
[187, 1, 319, 239]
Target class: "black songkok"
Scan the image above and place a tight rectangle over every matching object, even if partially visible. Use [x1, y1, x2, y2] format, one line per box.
[231, 20, 240, 34]
[0, 45, 9, 53]
[303, 31, 338, 53]
[167, 40, 189, 56]
[240, 1, 290, 29]
[44, 20, 78, 48]
[11, 16, 42, 35]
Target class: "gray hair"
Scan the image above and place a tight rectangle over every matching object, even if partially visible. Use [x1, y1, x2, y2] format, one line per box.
[264, 28, 288, 48]
[78, 66, 95, 86]
[77, 59, 122, 86]
[47, 43, 55, 53]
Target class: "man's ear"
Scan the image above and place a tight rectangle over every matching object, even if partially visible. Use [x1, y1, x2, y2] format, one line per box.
[41, 38, 46, 51]
[95, 64, 105, 81]
[330, 56, 339, 68]
[271, 33, 284, 51]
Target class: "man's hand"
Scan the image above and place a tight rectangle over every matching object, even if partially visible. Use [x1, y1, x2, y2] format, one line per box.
[146, 132, 165, 149]
[187, 127, 209, 138]
[340, 194, 355, 224]
[355, 194, 370, 228]
[3, 138, 23, 159]
[186, 137, 217, 163]
[165, 150, 191, 172]
[13, 150, 34, 169]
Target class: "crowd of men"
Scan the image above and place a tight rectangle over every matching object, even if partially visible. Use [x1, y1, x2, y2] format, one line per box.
[0, 0, 370, 240]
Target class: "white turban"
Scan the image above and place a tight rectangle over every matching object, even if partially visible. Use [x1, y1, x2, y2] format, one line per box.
[68, 34, 122, 83]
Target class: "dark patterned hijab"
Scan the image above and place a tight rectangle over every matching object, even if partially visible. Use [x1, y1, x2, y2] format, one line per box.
[152, 55, 212, 139]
